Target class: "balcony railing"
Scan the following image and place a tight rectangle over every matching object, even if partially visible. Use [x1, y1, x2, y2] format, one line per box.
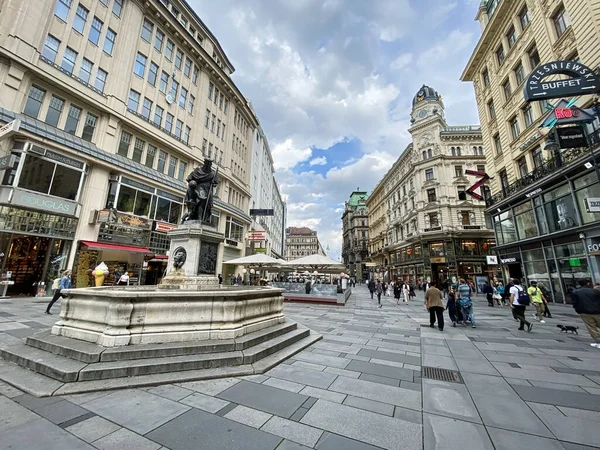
[486, 131, 600, 207]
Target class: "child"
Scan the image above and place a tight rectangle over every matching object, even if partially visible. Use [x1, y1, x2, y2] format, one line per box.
[446, 287, 458, 327]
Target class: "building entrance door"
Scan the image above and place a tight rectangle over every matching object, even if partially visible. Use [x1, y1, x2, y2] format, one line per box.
[431, 264, 448, 287]
[2, 235, 51, 296]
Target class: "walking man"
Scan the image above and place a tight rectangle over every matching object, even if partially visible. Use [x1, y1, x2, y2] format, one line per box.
[527, 281, 546, 323]
[45, 270, 71, 315]
[368, 278, 376, 299]
[572, 279, 600, 348]
[425, 283, 445, 330]
[483, 281, 494, 307]
[457, 279, 476, 328]
[510, 278, 533, 332]
[375, 279, 383, 308]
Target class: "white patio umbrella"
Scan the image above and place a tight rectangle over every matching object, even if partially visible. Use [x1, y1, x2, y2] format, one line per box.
[222, 253, 284, 268]
[282, 254, 345, 272]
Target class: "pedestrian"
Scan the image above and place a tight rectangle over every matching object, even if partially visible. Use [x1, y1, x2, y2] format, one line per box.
[483, 281, 494, 307]
[539, 284, 553, 318]
[218, 274, 223, 286]
[504, 278, 517, 319]
[409, 284, 416, 300]
[117, 271, 130, 286]
[425, 284, 445, 331]
[457, 279, 476, 328]
[492, 283, 502, 306]
[368, 278, 376, 299]
[510, 278, 533, 332]
[375, 279, 383, 308]
[402, 282, 410, 303]
[382, 280, 388, 297]
[442, 278, 449, 300]
[236, 273, 242, 286]
[45, 270, 71, 315]
[393, 282, 401, 304]
[527, 281, 546, 323]
[446, 287, 458, 327]
[305, 279, 311, 294]
[230, 273, 236, 285]
[572, 279, 600, 348]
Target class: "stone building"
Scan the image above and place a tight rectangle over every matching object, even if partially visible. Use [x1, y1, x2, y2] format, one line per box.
[285, 227, 326, 261]
[368, 86, 496, 289]
[341, 190, 369, 281]
[462, 0, 600, 302]
[366, 179, 386, 275]
[0, 0, 259, 293]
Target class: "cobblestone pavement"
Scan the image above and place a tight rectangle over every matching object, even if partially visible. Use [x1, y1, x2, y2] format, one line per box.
[1, 286, 600, 449]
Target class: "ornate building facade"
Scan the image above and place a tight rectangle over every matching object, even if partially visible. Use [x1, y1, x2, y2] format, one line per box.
[368, 86, 496, 289]
[341, 190, 369, 281]
[462, 0, 600, 302]
[285, 227, 326, 261]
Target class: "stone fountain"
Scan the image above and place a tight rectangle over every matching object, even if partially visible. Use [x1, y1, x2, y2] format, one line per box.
[0, 161, 320, 396]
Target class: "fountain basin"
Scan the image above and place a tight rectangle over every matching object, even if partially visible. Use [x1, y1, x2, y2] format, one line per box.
[52, 286, 285, 347]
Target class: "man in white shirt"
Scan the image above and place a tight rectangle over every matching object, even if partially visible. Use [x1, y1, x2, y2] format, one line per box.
[510, 278, 532, 332]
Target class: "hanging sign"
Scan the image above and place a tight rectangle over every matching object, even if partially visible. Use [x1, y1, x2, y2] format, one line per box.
[524, 60, 600, 102]
[556, 125, 587, 149]
[465, 169, 491, 201]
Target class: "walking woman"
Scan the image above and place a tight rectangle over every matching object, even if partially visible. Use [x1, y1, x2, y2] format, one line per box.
[375, 279, 383, 308]
[45, 270, 71, 315]
[402, 282, 410, 303]
[393, 282, 401, 305]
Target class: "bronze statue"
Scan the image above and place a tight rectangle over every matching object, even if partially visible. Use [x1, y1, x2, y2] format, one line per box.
[182, 159, 219, 223]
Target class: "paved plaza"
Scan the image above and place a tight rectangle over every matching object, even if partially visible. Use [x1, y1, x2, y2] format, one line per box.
[1, 286, 600, 449]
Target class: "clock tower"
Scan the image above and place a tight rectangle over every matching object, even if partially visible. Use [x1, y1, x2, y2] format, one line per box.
[410, 84, 445, 124]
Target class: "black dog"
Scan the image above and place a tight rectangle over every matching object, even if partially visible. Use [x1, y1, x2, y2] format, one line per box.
[557, 324, 579, 334]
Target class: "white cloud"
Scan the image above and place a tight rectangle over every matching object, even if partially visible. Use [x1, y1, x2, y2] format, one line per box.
[309, 156, 327, 166]
[271, 139, 312, 170]
[390, 53, 413, 70]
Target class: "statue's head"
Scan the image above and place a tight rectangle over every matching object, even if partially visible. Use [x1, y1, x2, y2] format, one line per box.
[173, 247, 187, 269]
[203, 159, 212, 171]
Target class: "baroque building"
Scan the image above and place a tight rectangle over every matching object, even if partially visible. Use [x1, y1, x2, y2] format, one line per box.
[0, 0, 258, 293]
[462, 0, 600, 303]
[368, 86, 496, 289]
[341, 189, 369, 282]
[285, 227, 326, 261]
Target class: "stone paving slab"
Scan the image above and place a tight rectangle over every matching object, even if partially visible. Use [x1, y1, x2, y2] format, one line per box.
[422, 379, 482, 424]
[0, 417, 95, 449]
[328, 375, 422, 410]
[512, 385, 600, 412]
[423, 413, 494, 450]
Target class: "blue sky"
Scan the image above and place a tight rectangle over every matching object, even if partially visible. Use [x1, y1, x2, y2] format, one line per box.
[189, 0, 484, 260]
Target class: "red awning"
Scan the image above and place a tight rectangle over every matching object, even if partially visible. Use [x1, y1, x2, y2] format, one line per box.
[80, 241, 152, 253]
[153, 255, 169, 259]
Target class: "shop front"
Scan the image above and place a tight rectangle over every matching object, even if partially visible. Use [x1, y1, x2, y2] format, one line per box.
[0, 141, 84, 295]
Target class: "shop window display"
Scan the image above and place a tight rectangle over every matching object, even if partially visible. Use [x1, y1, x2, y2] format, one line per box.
[18, 153, 83, 201]
[513, 201, 538, 239]
[574, 174, 600, 224]
[543, 184, 578, 233]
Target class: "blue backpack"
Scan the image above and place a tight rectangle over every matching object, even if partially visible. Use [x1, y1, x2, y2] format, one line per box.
[516, 287, 530, 306]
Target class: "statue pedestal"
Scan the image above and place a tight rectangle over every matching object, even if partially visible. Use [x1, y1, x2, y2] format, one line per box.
[159, 221, 224, 289]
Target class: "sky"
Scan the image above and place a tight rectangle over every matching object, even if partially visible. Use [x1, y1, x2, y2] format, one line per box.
[189, 0, 484, 261]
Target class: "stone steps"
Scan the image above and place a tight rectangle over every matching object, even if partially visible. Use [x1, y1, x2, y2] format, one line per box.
[0, 344, 87, 382]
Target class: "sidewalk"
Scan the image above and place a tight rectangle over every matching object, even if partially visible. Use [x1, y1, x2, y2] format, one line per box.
[1, 288, 600, 449]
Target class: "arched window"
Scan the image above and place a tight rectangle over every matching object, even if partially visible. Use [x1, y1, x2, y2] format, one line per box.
[427, 149, 433, 158]
[478, 146, 483, 155]
[456, 146, 461, 156]
[422, 150, 427, 160]
[473, 146, 478, 155]
[451, 146, 455, 156]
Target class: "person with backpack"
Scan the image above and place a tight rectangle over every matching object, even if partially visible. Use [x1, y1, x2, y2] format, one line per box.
[457, 279, 476, 328]
[527, 281, 546, 323]
[368, 278, 375, 299]
[510, 278, 533, 332]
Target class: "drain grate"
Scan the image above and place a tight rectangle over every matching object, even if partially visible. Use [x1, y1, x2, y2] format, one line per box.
[422, 366, 464, 384]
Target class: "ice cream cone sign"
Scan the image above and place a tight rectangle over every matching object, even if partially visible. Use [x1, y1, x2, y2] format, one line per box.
[93, 262, 109, 287]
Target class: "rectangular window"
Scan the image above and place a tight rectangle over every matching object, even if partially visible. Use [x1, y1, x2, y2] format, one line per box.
[42, 34, 60, 63]
[81, 112, 97, 141]
[117, 130, 132, 157]
[553, 6, 569, 38]
[165, 40, 174, 61]
[192, 65, 199, 84]
[170, 79, 178, 98]
[165, 113, 174, 132]
[132, 138, 145, 163]
[64, 105, 82, 134]
[113, 0, 123, 17]
[141, 18, 153, 42]
[510, 116, 521, 139]
[461, 212, 471, 226]
[154, 29, 165, 52]
[488, 99, 496, 119]
[205, 109, 210, 127]
[493, 133, 502, 154]
[477, 164, 485, 172]
[216, 119, 221, 137]
[127, 89, 140, 111]
[502, 79, 512, 101]
[188, 94, 195, 114]
[154, 105, 164, 126]
[517, 156, 528, 178]
[103, 28, 116, 55]
[529, 46, 540, 70]
[454, 165, 463, 177]
[148, 61, 158, 86]
[159, 71, 168, 93]
[519, 5, 530, 29]
[523, 103, 534, 127]
[18, 153, 82, 201]
[208, 82, 214, 100]
[134, 52, 147, 77]
[496, 45, 505, 65]
[175, 119, 183, 138]
[61, 47, 77, 74]
[482, 68, 490, 87]
[157, 150, 167, 172]
[213, 89, 218, 105]
[78, 58, 93, 83]
[54, 0, 71, 21]
[221, 123, 226, 141]
[211, 114, 216, 132]
[506, 26, 517, 48]
[145, 144, 157, 168]
[141, 97, 152, 119]
[175, 49, 183, 69]
[183, 126, 190, 144]
[425, 168, 434, 181]
[515, 62, 525, 85]
[428, 213, 439, 228]
[202, 139, 207, 155]
[178, 161, 187, 181]
[223, 98, 228, 114]
[184, 57, 192, 77]
[95, 68, 107, 93]
[168, 155, 177, 177]
[73, 4, 88, 34]
[88, 16, 103, 45]
[45, 95, 65, 127]
[427, 188, 437, 202]
[179, 87, 187, 108]
[532, 146, 543, 168]
[219, 92, 224, 109]
[458, 186, 467, 201]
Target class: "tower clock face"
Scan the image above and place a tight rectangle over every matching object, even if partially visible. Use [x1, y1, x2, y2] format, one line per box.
[418, 110, 427, 118]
